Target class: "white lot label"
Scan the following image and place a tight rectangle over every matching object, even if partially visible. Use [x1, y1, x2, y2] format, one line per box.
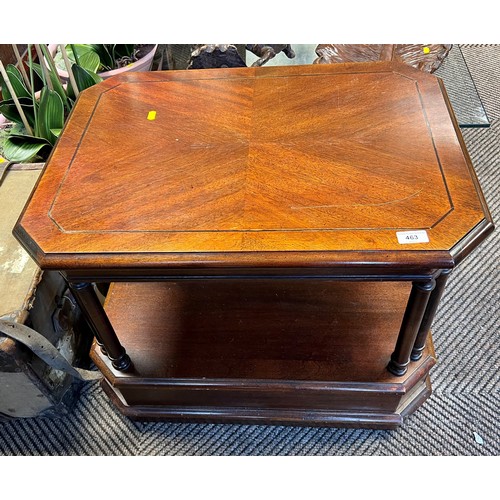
[396, 230, 429, 244]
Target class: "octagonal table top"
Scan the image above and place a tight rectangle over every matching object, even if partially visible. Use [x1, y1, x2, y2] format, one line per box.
[14, 62, 493, 272]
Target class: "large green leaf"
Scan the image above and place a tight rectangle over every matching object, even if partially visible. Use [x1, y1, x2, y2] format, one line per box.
[31, 50, 71, 112]
[3, 134, 52, 162]
[89, 44, 114, 70]
[54, 44, 101, 73]
[78, 50, 101, 73]
[0, 96, 36, 127]
[71, 45, 101, 73]
[66, 76, 76, 100]
[39, 46, 69, 100]
[0, 64, 31, 100]
[37, 87, 65, 144]
[67, 64, 102, 97]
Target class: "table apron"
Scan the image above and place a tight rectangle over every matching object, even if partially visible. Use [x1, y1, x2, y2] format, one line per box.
[62, 269, 444, 283]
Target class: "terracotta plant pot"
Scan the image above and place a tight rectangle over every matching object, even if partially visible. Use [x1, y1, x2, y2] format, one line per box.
[47, 44, 158, 82]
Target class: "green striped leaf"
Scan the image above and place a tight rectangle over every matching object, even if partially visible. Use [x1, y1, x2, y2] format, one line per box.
[3, 134, 52, 162]
[66, 64, 102, 98]
[29, 60, 70, 112]
[0, 64, 31, 100]
[0, 96, 36, 127]
[37, 87, 65, 144]
[89, 44, 114, 70]
[55, 44, 101, 74]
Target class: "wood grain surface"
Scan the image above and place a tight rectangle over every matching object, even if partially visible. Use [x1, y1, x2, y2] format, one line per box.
[14, 62, 493, 271]
[102, 280, 412, 381]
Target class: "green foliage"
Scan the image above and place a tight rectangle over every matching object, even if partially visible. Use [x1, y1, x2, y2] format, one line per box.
[88, 44, 136, 71]
[36, 87, 65, 144]
[30, 62, 71, 112]
[74, 64, 103, 88]
[0, 96, 36, 125]
[0, 44, 104, 162]
[1, 64, 31, 100]
[54, 44, 101, 73]
[55, 44, 137, 73]
[3, 133, 52, 162]
[0, 43, 142, 162]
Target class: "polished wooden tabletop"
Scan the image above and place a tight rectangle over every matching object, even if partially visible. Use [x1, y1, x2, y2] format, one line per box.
[15, 62, 493, 271]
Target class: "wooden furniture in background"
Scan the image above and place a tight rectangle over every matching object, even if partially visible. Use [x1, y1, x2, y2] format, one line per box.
[314, 44, 452, 73]
[14, 62, 493, 427]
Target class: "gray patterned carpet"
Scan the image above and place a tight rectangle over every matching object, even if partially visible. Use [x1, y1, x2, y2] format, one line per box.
[0, 44, 498, 456]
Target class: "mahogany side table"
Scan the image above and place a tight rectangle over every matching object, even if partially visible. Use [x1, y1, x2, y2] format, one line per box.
[14, 63, 493, 428]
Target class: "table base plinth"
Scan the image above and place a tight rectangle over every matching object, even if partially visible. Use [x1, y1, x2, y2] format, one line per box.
[96, 363, 434, 429]
[92, 281, 437, 429]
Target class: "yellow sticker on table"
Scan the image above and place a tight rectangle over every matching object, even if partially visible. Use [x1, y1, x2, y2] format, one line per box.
[147, 111, 157, 121]
[423, 46, 430, 54]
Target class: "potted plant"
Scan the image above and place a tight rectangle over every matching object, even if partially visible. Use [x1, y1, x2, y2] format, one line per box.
[0, 44, 157, 163]
[48, 44, 157, 82]
[0, 44, 102, 162]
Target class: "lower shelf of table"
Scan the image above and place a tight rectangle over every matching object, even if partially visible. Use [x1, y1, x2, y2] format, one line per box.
[92, 280, 437, 429]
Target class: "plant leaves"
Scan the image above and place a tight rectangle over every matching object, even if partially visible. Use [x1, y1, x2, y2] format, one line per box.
[84, 44, 136, 71]
[10, 123, 25, 135]
[0, 96, 36, 127]
[78, 50, 100, 73]
[69, 64, 102, 94]
[29, 61, 44, 82]
[66, 77, 78, 100]
[50, 128, 63, 137]
[0, 64, 31, 99]
[37, 87, 65, 144]
[71, 45, 101, 73]
[89, 44, 114, 70]
[39, 45, 71, 106]
[113, 44, 135, 62]
[0, 72, 8, 100]
[3, 133, 52, 162]
[29, 58, 70, 112]
[1, 66, 14, 100]
[55, 44, 101, 73]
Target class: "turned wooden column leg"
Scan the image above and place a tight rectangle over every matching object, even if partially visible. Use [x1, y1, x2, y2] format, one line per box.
[68, 282, 132, 371]
[411, 269, 452, 361]
[90, 328, 108, 356]
[387, 280, 436, 376]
